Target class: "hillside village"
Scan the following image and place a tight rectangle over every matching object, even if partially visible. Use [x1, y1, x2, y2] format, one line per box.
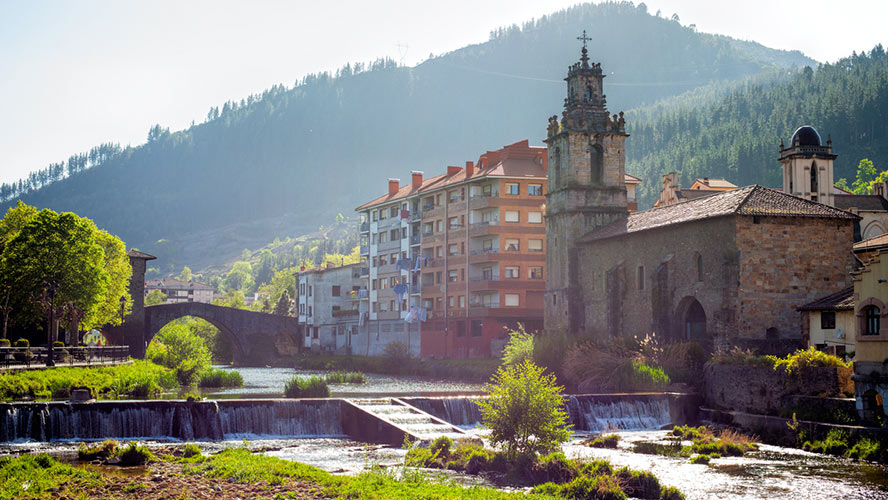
[291, 42, 888, 424]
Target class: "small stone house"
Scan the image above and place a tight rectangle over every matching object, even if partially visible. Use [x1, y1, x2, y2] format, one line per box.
[797, 287, 856, 357]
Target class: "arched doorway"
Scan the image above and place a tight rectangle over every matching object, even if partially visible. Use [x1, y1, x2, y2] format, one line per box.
[675, 296, 709, 342]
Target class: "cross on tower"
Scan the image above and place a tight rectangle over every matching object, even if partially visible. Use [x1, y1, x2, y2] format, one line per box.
[577, 30, 591, 49]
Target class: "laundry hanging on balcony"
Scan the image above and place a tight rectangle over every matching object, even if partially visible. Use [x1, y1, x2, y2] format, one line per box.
[393, 283, 409, 299]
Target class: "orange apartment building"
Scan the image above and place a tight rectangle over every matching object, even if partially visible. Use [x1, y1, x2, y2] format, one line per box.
[355, 140, 641, 359]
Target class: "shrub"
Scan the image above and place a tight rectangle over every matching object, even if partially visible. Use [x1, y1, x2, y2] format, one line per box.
[283, 375, 329, 398]
[476, 359, 570, 458]
[0, 338, 9, 347]
[585, 434, 621, 449]
[383, 341, 411, 374]
[659, 342, 705, 385]
[532, 329, 572, 377]
[77, 440, 119, 461]
[531, 452, 579, 484]
[429, 436, 453, 459]
[533, 473, 627, 500]
[689, 454, 711, 464]
[114, 442, 154, 466]
[563, 342, 670, 392]
[708, 347, 772, 367]
[14, 338, 28, 348]
[323, 371, 366, 384]
[52, 341, 65, 348]
[502, 324, 534, 367]
[632, 441, 689, 457]
[616, 467, 660, 499]
[183, 443, 201, 458]
[198, 368, 244, 388]
[671, 425, 709, 440]
[661, 485, 687, 500]
[846, 438, 881, 461]
[772, 347, 850, 375]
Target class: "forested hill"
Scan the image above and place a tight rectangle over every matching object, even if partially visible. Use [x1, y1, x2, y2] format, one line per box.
[626, 47, 888, 207]
[7, 2, 814, 270]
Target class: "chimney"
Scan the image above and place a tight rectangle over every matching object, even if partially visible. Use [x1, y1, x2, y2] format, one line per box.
[411, 171, 423, 188]
[388, 178, 400, 195]
[465, 161, 474, 177]
[447, 166, 461, 176]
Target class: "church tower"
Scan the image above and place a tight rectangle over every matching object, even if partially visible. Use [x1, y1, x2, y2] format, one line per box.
[779, 125, 836, 206]
[544, 34, 629, 335]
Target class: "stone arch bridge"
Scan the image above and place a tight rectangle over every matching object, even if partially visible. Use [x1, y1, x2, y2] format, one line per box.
[109, 250, 300, 365]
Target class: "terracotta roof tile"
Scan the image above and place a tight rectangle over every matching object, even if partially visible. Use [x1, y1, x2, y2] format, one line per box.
[580, 185, 858, 243]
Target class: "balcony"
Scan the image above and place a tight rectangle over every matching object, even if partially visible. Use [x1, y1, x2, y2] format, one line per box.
[360, 221, 370, 233]
[410, 234, 421, 245]
[423, 205, 443, 218]
[360, 245, 369, 255]
[468, 191, 499, 209]
[469, 220, 498, 236]
[470, 273, 499, 282]
[359, 267, 369, 277]
[409, 211, 423, 223]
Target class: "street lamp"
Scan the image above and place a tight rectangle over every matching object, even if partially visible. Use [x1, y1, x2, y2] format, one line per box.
[119, 295, 127, 321]
[44, 281, 59, 367]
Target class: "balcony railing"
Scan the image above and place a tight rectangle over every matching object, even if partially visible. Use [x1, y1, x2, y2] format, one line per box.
[359, 267, 369, 277]
[470, 274, 500, 281]
[470, 248, 500, 255]
[472, 190, 499, 198]
[410, 234, 421, 245]
[360, 222, 370, 232]
[360, 245, 369, 255]
[469, 301, 500, 309]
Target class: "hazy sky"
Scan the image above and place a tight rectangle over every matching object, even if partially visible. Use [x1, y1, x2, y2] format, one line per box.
[1, 0, 886, 185]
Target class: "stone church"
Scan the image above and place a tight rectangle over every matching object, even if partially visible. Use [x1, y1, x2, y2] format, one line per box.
[544, 43, 859, 351]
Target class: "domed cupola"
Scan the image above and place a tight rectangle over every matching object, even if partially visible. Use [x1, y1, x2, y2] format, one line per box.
[790, 125, 822, 147]
[779, 125, 837, 206]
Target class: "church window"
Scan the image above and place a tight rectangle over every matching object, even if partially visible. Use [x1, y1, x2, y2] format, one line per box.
[821, 311, 836, 330]
[528, 184, 543, 196]
[554, 148, 561, 184]
[505, 183, 520, 195]
[696, 254, 704, 281]
[590, 144, 603, 184]
[810, 161, 818, 194]
[637, 266, 645, 291]
[864, 306, 880, 335]
[586, 85, 593, 101]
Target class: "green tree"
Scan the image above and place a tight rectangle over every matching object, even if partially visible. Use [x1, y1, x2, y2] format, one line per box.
[223, 261, 253, 292]
[0, 209, 117, 331]
[92, 228, 132, 326]
[476, 359, 570, 458]
[145, 289, 167, 306]
[501, 324, 534, 367]
[252, 250, 275, 288]
[176, 266, 193, 281]
[0, 201, 38, 248]
[852, 158, 878, 194]
[145, 323, 211, 384]
[273, 289, 291, 316]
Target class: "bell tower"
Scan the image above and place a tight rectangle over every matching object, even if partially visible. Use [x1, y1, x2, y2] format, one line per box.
[779, 125, 836, 206]
[544, 32, 629, 335]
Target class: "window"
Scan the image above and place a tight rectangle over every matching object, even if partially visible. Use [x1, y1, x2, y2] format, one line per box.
[482, 184, 492, 196]
[505, 183, 519, 195]
[864, 306, 880, 335]
[390, 228, 399, 240]
[372, 301, 378, 312]
[448, 296, 454, 307]
[436, 297, 443, 310]
[380, 279, 387, 290]
[448, 270, 459, 282]
[637, 266, 645, 291]
[436, 220, 443, 232]
[391, 252, 398, 263]
[332, 285, 340, 297]
[379, 232, 387, 243]
[504, 293, 520, 306]
[423, 222, 434, 235]
[448, 216, 459, 228]
[390, 206, 399, 218]
[332, 305, 340, 314]
[482, 266, 494, 279]
[372, 256, 378, 267]
[821, 311, 836, 330]
[471, 320, 483, 337]
[390, 276, 399, 287]
[449, 243, 458, 255]
[371, 210, 378, 222]
[449, 190, 461, 203]
[590, 144, 603, 183]
[528, 239, 543, 252]
[372, 279, 377, 290]
[505, 238, 520, 251]
[505, 266, 519, 279]
[528, 211, 542, 223]
[299, 283, 305, 295]
[380, 208, 387, 220]
[308, 285, 312, 297]
[505, 210, 519, 222]
[482, 239, 495, 251]
[379, 255, 387, 266]
[436, 271, 442, 284]
[696, 254, 704, 281]
[529, 266, 543, 279]
[379, 301, 388, 312]
[436, 246, 443, 257]
[528, 183, 543, 196]
[459, 295, 465, 308]
[308, 306, 312, 316]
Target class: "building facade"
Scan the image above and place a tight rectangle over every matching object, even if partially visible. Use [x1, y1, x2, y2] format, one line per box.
[849, 249, 888, 424]
[296, 263, 363, 353]
[144, 278, 214, 304]
[544, 44, 859, 351]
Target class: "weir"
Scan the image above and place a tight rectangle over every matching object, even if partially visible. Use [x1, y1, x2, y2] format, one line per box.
[0, 393, 699, 443]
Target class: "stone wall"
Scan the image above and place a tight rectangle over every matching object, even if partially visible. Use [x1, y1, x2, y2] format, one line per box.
[735, 216, 854, 344]
[704, 363, 854, 415]
[577, 216, 738, 341]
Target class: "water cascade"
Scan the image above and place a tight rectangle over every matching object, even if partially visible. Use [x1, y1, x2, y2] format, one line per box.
[566, 395, 673, 431]
[400, 397, 484, 426]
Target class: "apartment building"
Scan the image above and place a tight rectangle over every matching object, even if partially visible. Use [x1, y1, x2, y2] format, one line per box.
[296, 263, 363, 353]
[144, 278, 215, 304]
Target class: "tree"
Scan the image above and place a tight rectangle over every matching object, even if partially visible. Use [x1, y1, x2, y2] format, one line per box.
[852, 158, 878, 194]
[0, 209, 121, 331]
[501, 324, 534, 367]
[176, 266, 193, 281]
[223, 261, 253, 292]
[476, 360, 570, 458]
[273, 290, 291, 316]
[145, 289, 167, 306]
[145, 323, 211, 384]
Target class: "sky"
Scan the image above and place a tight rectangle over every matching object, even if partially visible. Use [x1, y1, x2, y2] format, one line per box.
[1, 0, 886, 186]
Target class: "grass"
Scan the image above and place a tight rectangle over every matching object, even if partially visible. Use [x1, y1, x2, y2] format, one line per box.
[283, 375, 330, 398]
[183, 443, 201, 458]
[0, 454, 101, 499]
[635, 426, 757, 462]
[0, 360, 178, 401]
[709, 347, 850, 374]
[77, 440, 120, 461]
[113, 442, 154, 466]
[323, 371, 366, 384]
[197, 368, 244, 388]
[585, 434, 621, 449]
[291, 354, 499, 382]
[801, 429, 885, 462]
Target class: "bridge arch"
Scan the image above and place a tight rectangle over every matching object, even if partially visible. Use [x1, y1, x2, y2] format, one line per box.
[144, 302, 300, 365]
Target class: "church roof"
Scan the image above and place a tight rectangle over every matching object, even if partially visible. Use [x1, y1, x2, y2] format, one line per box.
[834, 194, 888, 212]
[791, 125, 823, 147]
[579, 185, 859, 243]
[797, 287, 854, 311]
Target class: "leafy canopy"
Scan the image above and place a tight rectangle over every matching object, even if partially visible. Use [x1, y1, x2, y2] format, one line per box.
[476, 359, 570, 458]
